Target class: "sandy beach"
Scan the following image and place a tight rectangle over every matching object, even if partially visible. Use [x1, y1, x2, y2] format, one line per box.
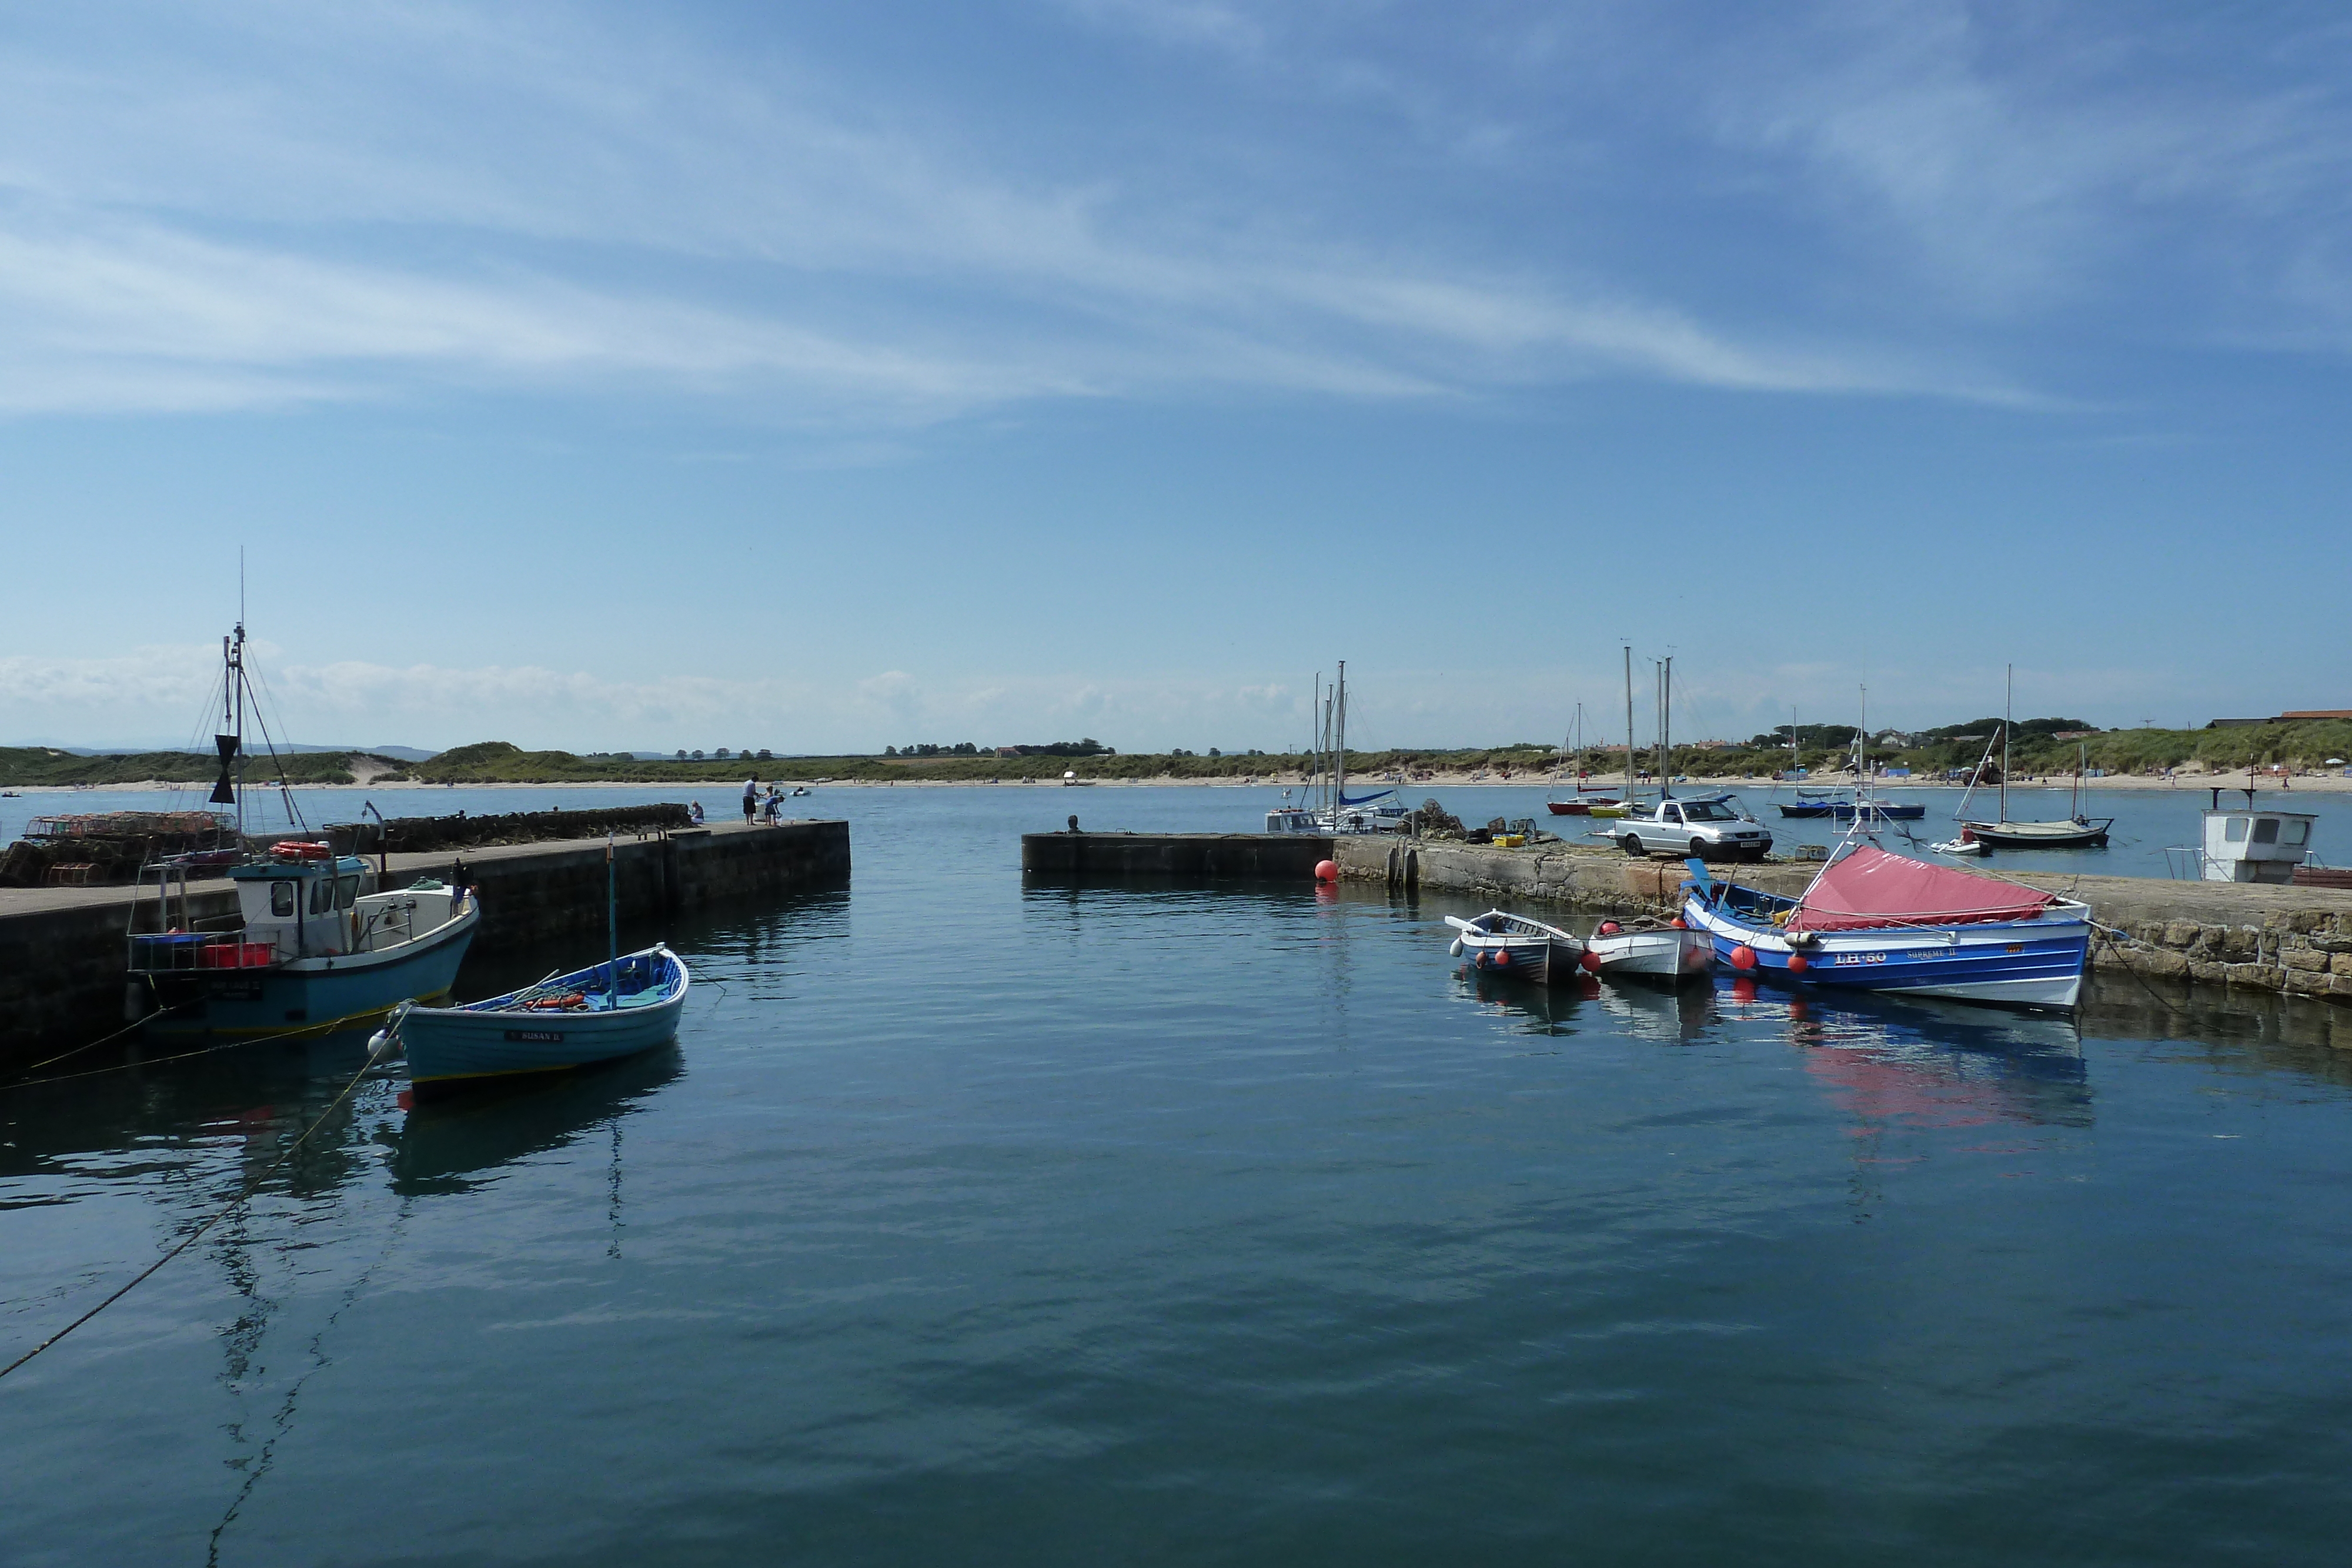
[12, 765, 2352, 797]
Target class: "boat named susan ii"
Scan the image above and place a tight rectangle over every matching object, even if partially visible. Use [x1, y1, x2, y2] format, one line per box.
[380, 945, 690, 1091]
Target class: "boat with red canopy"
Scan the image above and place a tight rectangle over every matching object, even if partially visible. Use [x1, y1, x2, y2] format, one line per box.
[1681, 845, 2090, 1011]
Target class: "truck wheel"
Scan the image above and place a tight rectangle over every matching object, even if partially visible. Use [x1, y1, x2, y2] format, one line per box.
[1619, 835, 1643, 857]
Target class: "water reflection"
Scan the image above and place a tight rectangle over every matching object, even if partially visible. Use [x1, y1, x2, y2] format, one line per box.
[1722, 982, 2093, 1131]
[1589, 975, 1719, 1042]
[1456, 967, 1602, 1035]
[389, 1042, 683, 1195]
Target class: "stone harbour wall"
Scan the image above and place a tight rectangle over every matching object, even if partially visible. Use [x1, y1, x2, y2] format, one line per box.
[1334, 837, 2352, 1008]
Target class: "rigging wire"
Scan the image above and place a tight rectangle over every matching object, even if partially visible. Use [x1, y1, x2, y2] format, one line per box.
[0, 1037, 392, 1382]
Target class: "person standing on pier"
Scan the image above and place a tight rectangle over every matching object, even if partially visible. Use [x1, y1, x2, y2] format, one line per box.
[742, 777, 758, 824]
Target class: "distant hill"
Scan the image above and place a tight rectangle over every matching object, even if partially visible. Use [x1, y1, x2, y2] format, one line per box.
[28, 741, 438, 761]
[0, 747, 406, 787]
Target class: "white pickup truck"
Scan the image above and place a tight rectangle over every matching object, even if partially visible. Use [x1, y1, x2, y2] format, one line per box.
[1608, 794, 1773, 861]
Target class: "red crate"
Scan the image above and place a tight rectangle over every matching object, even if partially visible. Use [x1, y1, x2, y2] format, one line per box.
[197, 941, 276, 969]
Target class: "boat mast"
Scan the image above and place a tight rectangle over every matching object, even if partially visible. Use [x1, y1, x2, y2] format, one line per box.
[1316, 672, 1329, 820]
[2000, 664, 2013, 827]
[1335, 660, 1347, 816]
[1855, 684, 1867, 814]
[1661, 656, 1674, 799]
[1622, 645, 1634, 803]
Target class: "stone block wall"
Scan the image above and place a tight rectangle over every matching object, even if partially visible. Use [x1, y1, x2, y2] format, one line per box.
[1333, 835, 2352, 1010]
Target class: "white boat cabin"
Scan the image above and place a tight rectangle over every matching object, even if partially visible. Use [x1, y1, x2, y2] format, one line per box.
[229, 853, 466, 959]
[2197, 807, 2317, 883]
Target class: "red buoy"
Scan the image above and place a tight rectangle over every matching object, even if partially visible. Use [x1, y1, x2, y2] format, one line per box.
[1494, 948, 1511, 967]
[1596, 921, 1621, 936]
[1669, 917, 1687, 930]
[1580, 950, 1602, 974]
[1729, 944, 1758, 971]
[1786, 952, 1810, 975]
[1314, 860, 1338, 882]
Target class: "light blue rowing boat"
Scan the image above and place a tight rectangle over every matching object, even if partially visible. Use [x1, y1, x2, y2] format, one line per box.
[378, 945, 690, 1091]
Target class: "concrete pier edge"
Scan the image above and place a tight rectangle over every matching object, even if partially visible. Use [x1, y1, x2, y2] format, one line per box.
[1331, 837, 2352, 1007]
[0, 819, 849, 1063]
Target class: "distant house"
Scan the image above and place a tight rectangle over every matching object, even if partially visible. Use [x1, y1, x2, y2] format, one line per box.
[2278, 710, 2352, 721]
[2206, 718, 2266, 729]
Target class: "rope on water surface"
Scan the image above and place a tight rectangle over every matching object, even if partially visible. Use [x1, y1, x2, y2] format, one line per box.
[0, 998, 193, 1086]
[0, 1011, 376, 1093]
[0, 1038, 391, 1383]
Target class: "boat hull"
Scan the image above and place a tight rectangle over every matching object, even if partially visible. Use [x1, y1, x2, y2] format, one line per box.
[144, 902, 479, 1039]
[1962, 820, 2113, 850]
[1777, 801, 1925, 821]
[1449, 912, 1585, 987]
[1588, 928, 1712, 984]
[1460, 934, 1579, 985]
[397, 948, 690, 1088]
[1684, 895, 2087, 1010]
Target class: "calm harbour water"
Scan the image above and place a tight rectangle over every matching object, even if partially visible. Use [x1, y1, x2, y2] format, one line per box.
[6, 785, 2352, 1565]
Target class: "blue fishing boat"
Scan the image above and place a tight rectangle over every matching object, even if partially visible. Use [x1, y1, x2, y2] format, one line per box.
[131, 850, 479, 1038]
[124, 617, 480, 1038]
[380, 945, 690, 1091]
[1681, 848, 2089, 1011]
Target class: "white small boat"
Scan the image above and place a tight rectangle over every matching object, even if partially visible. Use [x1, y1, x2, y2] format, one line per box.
[378, 944, 690, 1091]
[1584, 919, 1712, 984]
[1930, 837, 1986, 857]
[1445, 911, 1585, 985]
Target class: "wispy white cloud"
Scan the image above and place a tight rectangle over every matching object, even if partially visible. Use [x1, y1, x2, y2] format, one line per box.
[0, 1, 2038, 422]
[0, 643, 2271, 752]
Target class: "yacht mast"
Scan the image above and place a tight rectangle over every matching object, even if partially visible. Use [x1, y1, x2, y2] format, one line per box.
[1335, 661, 1348, 815]
[2000, 664, 2013, 827]
[1622, 646, 1634, 803]
[1661, 656, 1674, 799]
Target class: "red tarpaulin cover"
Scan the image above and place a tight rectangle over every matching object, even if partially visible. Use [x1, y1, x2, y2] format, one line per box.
[1788, 845, 2057, 932]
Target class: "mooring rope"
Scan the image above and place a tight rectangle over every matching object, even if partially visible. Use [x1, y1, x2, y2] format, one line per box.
[1, 1010, 376, 1094]
[0, 1038, 390, 1382]
[1, 997, 191, 1085]
[2086, 918, 2199, 1024]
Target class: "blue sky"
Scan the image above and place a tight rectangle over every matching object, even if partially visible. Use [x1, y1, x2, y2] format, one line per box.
[2, 1, 2348, 754]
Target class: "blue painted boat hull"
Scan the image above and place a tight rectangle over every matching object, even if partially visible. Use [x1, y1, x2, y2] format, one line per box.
[144, 903, 479, 1039]
[394, 946, 690, 1088]
[1684, 890, 2087, 1011]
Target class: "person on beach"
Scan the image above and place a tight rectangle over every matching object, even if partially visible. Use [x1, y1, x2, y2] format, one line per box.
[742, 778, 758, 824]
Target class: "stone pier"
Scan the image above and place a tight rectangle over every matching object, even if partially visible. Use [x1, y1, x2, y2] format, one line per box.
[0, 819, 850, 1064]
